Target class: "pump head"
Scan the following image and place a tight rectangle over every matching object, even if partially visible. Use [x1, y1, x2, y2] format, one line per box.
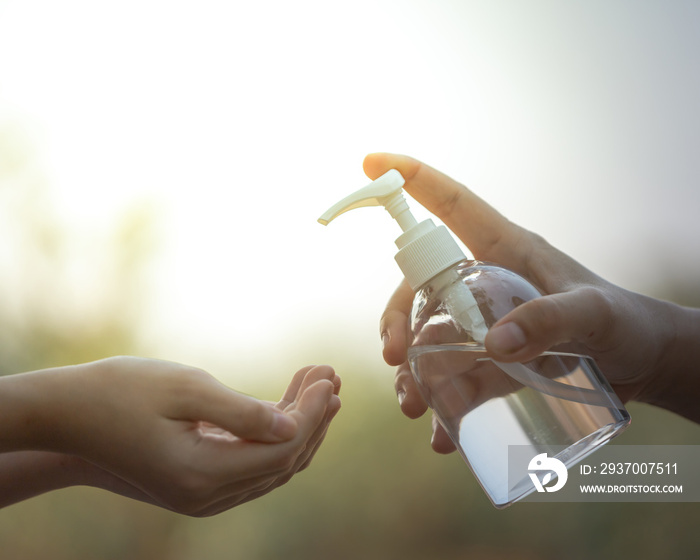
[317, 169, 419, 232]
[318, 169, 467, 291]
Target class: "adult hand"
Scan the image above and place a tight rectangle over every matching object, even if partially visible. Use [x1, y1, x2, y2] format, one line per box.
[365, 153, 699, 452]
[0, 358, 341, 516]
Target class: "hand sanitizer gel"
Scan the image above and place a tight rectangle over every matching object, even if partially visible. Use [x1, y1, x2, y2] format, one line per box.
[319, 169, 630, 508]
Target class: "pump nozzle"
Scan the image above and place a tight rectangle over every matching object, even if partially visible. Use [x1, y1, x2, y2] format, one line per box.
[317, 170, 418, 232]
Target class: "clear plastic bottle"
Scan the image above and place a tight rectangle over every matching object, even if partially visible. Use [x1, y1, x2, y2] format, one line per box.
[319, 170, 630, 508]
[407, 259, 630, 507]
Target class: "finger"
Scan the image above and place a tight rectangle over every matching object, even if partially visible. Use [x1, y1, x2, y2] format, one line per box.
[430, 416, 457, 454]
[311, 366, 341, 397]
[178, 373, 298, 443]
[331, 372, 342, 396]
[290, 378, 335, 429]
[283, 378, 341, 475]
[279, 366, 341, 414]
[395, 361, 429, 418]
[277, 365, 315, 409]
[380, 279, 414, 366]
[363, 153, 529, 268]
[485, 286, 613, 363]
[271, 378, 336, 474]
[283, 365, 336, 410]
[296, 393, 342, 472]
[275, 408, 336, 486]
[381, 280, 427, 417]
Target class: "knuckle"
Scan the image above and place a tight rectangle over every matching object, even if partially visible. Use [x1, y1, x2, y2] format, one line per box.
[394, 363, 413, 390]
[526, 230, 552, 251]
[528, 297, 566, 335]
[517, 230, 560, 280]
[241, 401, 272, 433]
[182, 366, 212, 387]
[579, 286, 612, 315]
[172, 366, 212, 397]
[439, 180, 465, 220]
[577, 286, 614, 339]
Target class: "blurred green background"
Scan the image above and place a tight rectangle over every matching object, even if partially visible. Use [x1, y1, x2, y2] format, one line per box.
[2, 1, 700, 558]
[1, 124, 699, 560]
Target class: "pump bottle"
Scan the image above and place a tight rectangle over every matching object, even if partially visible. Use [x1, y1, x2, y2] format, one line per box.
[319, 169, 630, 508]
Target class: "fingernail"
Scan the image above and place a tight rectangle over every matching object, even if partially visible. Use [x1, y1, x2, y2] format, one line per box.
[271, 411, 297, 440]
[397, 388, 406, 406]
[381, 331, 390, 349]
[488, 322, 527, 355]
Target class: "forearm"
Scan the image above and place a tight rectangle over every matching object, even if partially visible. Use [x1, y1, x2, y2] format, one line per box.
[0, 366, 76, 453]
[0, 451, 82, 508]
[0, 368, 86, 507]
[640, 304, 700, 423]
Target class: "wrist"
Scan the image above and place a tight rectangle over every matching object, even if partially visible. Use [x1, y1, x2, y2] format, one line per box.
[638, 303, 700, 422]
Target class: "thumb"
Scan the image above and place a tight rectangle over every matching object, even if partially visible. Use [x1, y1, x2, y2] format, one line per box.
[485, 287, 612, 362]
[178, 376, 298, 443]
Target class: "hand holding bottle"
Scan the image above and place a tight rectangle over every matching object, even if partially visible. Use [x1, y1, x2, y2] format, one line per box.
[365, 152, 700, 448]
[0, 357, 341, 515]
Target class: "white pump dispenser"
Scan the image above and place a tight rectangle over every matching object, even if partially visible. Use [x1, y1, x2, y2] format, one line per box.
[318, 169, 488, 341]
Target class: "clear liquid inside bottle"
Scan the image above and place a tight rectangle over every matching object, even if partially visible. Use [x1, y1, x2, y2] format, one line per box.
[407, 343, 630, 507]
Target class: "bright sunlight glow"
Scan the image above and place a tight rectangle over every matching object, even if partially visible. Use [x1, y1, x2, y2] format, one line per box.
[1, 0, 699, 379]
